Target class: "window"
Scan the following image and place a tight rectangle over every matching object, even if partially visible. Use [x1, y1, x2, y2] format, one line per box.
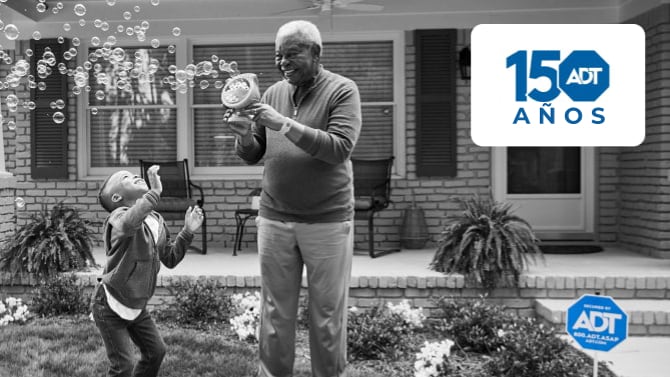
[87, 46, 177, 168]
[80, 33, 403, 179]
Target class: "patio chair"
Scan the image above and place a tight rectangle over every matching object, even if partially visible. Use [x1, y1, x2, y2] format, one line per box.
[233, 187, 261, 256]
[352, 157, 396, 258]
[139, 159, 207, 254]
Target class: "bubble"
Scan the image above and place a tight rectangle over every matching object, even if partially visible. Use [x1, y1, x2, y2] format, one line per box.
[57, 2, 63, 9]
[63, 23, 71, 32]
[150, 38, 160, 49]
[74, 3, 86, 16]
[38, 82, 46, 91]
[79, 19, 86, 27]
[55, 99, 65, 109]
[126, 27, 134, 36]
[28, 81, 37, 89]
[136, 31, 146, 42]
[91, 36, 100, 46]
[6, 94, 18, 107]
[175, 69, 187, 83]
[27, 102, 36, 110]
[14, 197, 25, 209]
[4, 24, 20, 40]
[107, 35, 117, 45]
[91, 107, 98, 115]
[63, 51, 72, 60]
[199, 80, 209, 89]
[167, 44, 176, 54]
[106, 0, 116, 5]
[112, 47, 125, 62]
[95, 90, 105, 101]
[141, 20, 150, 30]
[101, 22, 110, 31]
[52, 6, 59, 14]
[72, 37, 80, 47]
[172, 27, 181, 37]
[151, 0, 159, 5]
[36, 3, 47, 12]
[211, 55, 219, 63]
[214, 80, 223, 89]
[58, 36, 65, 44]
[7, 120, 16, 131]
[73, 86, 81, 95]
[68, 48, 77, 57]
[123, 11, 132, 20]
[94, 19, 103, 28]
[52, 112, 65, 124]
[134, 5, 140, 12]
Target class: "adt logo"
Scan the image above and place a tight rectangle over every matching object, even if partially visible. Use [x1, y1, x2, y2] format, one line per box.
[559, 50, 610, 102]
[566, 294, 628, 352]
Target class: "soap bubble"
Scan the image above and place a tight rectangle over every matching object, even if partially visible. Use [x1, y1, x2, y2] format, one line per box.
[4, 24, 19, 40]
[126, 27, 134, 36]
[63, 23, 71, 32]
[58, 36, 65, 44]
[172, 27, 181, 37]
[72, 37, 80, 46]
[150, 39, 160, 48]
[94, 19, 102, 28]
[36, 3, 47, 12]
[74, 3, 86, 16]
[214, 80, 224, 89]
[56, 2, 63, 9]
[134, 5, 140, 12]
[199, 80, 209, 89]
[151, 0, 159, 5]
[95, 90, 105, 101]
[101, 22, 110, 31]
[6, 94, 18, 107]
[79, 19, 86, 27]
[211, 55, 219, 63]
[27, 102, 36, 110]
[91, 107, 98, 115]
[55, 99, 65, 109]
[91, 36, 100, 46]
[123, 11, 132, 20]
[7, 120, 16, 131]
[14, 197, 25, 209]
[53, 112, 65, 124]
[167, 44, 176, 54]
[106, 0, 116, 6]
[38, 82, 46, 91]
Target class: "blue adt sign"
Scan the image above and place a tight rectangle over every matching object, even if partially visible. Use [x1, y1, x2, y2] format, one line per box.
[566, 294, 628, 352]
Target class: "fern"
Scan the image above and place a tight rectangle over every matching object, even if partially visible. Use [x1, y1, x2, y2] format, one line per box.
[0, 202, 98, 281]
[430, 195, 544, 290]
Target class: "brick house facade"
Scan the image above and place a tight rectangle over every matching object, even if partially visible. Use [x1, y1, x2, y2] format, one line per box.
[1, 3, 669, 257]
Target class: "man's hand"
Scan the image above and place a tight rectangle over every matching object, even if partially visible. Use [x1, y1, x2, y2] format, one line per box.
[224, 109, 254, 137]
[241, 103, 285, 131]
[147, 165, 162, 195]
[184, 206, 204, 233]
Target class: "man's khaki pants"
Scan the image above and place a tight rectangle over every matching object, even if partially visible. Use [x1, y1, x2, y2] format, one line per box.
[256, 216, 354, 377]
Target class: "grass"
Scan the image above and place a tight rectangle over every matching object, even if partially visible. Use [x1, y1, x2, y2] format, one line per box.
[0, 315, 406, 377]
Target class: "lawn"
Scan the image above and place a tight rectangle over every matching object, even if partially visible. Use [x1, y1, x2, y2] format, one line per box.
[0, 315, 408, 377]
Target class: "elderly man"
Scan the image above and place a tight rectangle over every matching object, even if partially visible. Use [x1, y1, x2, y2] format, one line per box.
[226, 19, 361, 377]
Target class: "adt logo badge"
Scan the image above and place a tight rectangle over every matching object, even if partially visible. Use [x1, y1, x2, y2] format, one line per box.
[471, 24, 645, 147]
[566, 294, 628, 352]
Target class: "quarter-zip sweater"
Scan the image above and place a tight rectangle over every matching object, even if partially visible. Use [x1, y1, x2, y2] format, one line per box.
[98, 190, 194, 309]
[236, 68, 362, 223]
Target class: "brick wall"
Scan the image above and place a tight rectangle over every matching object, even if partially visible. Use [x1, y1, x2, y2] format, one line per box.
[0, 176, 16, 243]
[616, 5, 670, 257]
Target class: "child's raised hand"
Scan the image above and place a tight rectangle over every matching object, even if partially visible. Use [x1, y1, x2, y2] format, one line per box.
[147, 165, 162, 195]
[184, 206, 204, 233]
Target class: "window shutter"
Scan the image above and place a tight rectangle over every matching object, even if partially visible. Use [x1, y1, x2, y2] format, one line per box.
[414, 29, 457, 177]
[30, 39, 68, 179]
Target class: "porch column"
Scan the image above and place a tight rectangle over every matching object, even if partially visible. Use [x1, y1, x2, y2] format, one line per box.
[0, 103, 17, 243]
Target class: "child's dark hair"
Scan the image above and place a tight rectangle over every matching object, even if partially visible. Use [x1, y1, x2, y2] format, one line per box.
[98, 174, 114, 212]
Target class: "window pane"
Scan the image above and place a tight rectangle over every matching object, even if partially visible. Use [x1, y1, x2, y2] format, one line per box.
[90, 108, 177, 167]
[193, 108, 253, 167]
[507, 147, 580, 194]
[88, 47, 176, 107]
[323, 41, 393, 102]
[352, 105, 394, 159]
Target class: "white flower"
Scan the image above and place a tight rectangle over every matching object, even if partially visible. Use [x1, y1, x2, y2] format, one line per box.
[414, 339, 455, 377]
[0, 297, 30, 326]
[230, 291, 261, 342]
[348, 306, 359, 313]
[387, 299, 426, 329]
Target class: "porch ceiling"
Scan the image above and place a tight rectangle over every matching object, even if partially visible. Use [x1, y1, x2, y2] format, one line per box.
[1, 0, 659, 30]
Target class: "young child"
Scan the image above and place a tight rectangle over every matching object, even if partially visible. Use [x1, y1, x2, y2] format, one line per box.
[91, 165, 203, 377]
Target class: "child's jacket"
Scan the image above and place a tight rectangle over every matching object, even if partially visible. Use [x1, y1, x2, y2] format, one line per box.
[98, 190, 194, 309]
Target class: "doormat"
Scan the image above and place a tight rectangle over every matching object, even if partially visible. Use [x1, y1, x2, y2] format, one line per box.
[539, 244, 603, 254]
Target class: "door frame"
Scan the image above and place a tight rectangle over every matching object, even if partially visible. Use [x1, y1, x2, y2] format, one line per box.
[491, 147, 597, 241]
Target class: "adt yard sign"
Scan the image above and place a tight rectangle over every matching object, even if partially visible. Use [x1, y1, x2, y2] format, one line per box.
[566, 294, 628, 352]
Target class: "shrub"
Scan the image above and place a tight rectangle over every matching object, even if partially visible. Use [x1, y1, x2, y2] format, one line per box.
[430, 195, 543, 290]
[347, 306, 414, 361]
[0, 202, 98, 280]
[167, 278, 232, 327]
[31, 273, 90, 316]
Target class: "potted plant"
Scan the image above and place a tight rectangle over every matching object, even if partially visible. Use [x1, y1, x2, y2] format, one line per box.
[0, 201, 98, 281]
[430, 195, 543, 290]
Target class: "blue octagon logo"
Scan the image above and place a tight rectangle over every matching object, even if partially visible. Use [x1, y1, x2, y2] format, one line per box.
[566, 294, 627, 352]
[558, 50, 610, 102]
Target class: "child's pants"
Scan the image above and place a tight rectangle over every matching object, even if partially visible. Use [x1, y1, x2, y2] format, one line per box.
[256, 216, 354, 377]
[91, 285, 167, 377]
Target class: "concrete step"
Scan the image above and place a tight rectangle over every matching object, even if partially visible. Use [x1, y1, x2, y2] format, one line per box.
[535, 299, 670, 336]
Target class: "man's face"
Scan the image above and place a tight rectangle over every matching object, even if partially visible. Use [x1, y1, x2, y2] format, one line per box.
[106, 170, 149, 205]
[275, 35, 319, 87]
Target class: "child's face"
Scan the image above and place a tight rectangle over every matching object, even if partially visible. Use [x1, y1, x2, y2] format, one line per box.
[106, 170, 149, 206]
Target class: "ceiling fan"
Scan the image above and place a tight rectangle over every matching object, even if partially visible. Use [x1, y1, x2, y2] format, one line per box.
[277, 0, 384, 15]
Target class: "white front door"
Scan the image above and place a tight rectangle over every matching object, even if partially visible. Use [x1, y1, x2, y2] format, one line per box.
[492, 147, 595, 240]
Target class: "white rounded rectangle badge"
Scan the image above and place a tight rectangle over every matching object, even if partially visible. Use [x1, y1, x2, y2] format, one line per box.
[471, 24, 645, 147]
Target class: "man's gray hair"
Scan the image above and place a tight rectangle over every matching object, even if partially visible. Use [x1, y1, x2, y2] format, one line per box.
[275, 20, 323, 56]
